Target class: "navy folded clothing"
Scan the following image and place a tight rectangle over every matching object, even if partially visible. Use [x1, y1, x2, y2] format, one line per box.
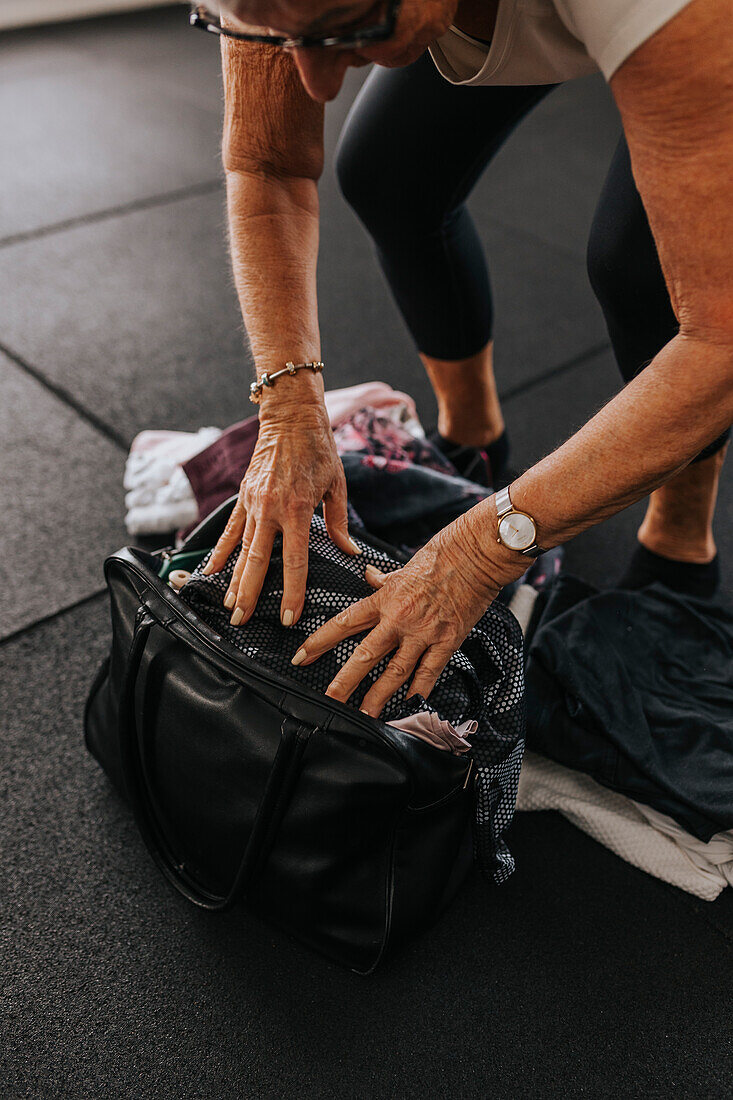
[525, 576, 733, 842]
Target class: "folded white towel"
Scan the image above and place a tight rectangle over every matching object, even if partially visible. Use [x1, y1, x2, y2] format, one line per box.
[125, 496, 200, 537]
[123, 427, 222, 536]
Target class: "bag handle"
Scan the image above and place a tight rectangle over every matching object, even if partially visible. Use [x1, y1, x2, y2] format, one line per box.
[118, 608, 313, 911]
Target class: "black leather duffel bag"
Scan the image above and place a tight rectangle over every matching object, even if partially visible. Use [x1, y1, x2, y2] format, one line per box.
[85, 498, 524, 973]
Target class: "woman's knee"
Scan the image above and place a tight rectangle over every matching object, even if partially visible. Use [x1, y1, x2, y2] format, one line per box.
[335, 70, 441, 238]
[336, 126, 458, 247]
[334, 120, 374, 215]
[588, 207, 672, 330]
[335, 119, 417, 242]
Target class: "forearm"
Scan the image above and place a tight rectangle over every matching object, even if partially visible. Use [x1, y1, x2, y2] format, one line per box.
[226, 168, 326, 415]
[473, 334, 733, 583]
[220, 30, 327, 417]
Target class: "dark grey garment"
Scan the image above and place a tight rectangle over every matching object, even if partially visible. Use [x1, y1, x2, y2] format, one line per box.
[525, 576, 733, 841]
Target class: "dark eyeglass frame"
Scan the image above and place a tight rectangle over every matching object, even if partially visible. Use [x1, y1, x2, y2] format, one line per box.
[190, 0, 402, 49]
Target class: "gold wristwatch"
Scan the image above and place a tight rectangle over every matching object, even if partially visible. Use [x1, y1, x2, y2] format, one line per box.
[495, 486, 544, 558]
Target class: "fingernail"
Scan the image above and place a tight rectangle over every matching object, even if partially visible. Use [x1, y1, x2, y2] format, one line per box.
[224, 591, 236, 610]
[291, 647, 307, 666]
[348, 538, 362, 555]
[281, 609, 293, 627]
[230, 608, 244, 626]
[202, 561, 215, 575]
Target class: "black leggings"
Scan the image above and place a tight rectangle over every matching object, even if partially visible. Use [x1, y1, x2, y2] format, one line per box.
[335, 51, 729, 461]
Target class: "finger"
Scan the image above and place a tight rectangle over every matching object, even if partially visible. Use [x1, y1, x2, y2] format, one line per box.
[323, 626, 396, 705]
[280, 521, 310, 627]
[223, 511, 256, 610]
[202, 498, 246, 574]
[291, 598, 378, 666]
[407, 644, 454, 703]
[358, 641, 425, 718]
[323, 474, 362, 557]
[230, 522, 276, 627]
[364, 564, 392, 590]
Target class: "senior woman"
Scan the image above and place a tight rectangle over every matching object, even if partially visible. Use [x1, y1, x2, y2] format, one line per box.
[200, 0, 732, 720]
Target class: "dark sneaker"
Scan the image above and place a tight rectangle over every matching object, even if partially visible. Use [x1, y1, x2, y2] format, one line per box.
[427, 428, 510, 489]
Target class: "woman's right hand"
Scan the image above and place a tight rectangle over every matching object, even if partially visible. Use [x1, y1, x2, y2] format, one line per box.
[203, 397, 361, 628]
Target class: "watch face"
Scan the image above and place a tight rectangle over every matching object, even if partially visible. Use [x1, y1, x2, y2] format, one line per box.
[498, 511, 536, 551]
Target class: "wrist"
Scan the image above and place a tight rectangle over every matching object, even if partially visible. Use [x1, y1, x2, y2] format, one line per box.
[255, 362, 327, 421]
[448, 497, 528, 598]
[471, 496, 536, 588]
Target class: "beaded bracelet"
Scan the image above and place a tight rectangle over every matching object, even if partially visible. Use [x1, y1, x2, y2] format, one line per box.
[249, 360, 324, 404]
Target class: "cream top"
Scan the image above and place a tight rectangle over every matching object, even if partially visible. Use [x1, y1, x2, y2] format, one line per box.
[428, 0, 693, 86]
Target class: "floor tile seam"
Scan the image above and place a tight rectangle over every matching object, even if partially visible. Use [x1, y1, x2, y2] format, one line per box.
[482, 211, 590, 264]
[500, 339, 611, 404]
[0, 339, 129, 450]
[0, 178, 224, 252]
[0, 588, 107, 649]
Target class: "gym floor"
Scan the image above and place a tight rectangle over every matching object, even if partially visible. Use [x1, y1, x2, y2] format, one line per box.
[2, 7, 731, 1097]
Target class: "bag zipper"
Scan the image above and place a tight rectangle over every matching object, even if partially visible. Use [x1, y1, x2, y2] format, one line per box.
[111, 553, 410, 761]
[106, 551, 474, 805]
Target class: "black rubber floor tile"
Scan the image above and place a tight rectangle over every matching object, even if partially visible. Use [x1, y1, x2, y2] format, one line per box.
[3, 603, 730, 1099]
[503, 344, 621, 465]
[0, 176, 606, 445]
[473, 73, 622, 259]
[0, 19, 222, 241]
[487, 221, 609, 394]
[0, 351, 127, 638]
[58, 5, 226, 113]
[0, 191, 238, 443]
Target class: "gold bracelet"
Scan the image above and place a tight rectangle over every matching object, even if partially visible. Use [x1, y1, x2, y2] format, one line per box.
[249, 360, 324, 404]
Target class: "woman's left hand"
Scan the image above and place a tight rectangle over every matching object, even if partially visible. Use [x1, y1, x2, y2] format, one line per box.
[290, 503, 518, 718]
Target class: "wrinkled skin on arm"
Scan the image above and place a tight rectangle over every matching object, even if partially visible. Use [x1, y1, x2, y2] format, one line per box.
[221, 31, 325, 179]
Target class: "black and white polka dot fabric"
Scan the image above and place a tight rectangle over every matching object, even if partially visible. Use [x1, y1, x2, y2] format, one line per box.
[180, 514, 526, 883]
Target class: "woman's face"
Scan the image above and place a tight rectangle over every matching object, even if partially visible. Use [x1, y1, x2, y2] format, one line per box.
[221, 0, 459, 101]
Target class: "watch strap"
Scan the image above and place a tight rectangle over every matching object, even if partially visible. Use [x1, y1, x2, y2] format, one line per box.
[495, 485, 546, 558]
[495, 485, 512, 518]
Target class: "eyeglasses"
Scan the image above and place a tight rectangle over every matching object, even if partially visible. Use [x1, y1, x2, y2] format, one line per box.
[189, 1, 402, 50]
